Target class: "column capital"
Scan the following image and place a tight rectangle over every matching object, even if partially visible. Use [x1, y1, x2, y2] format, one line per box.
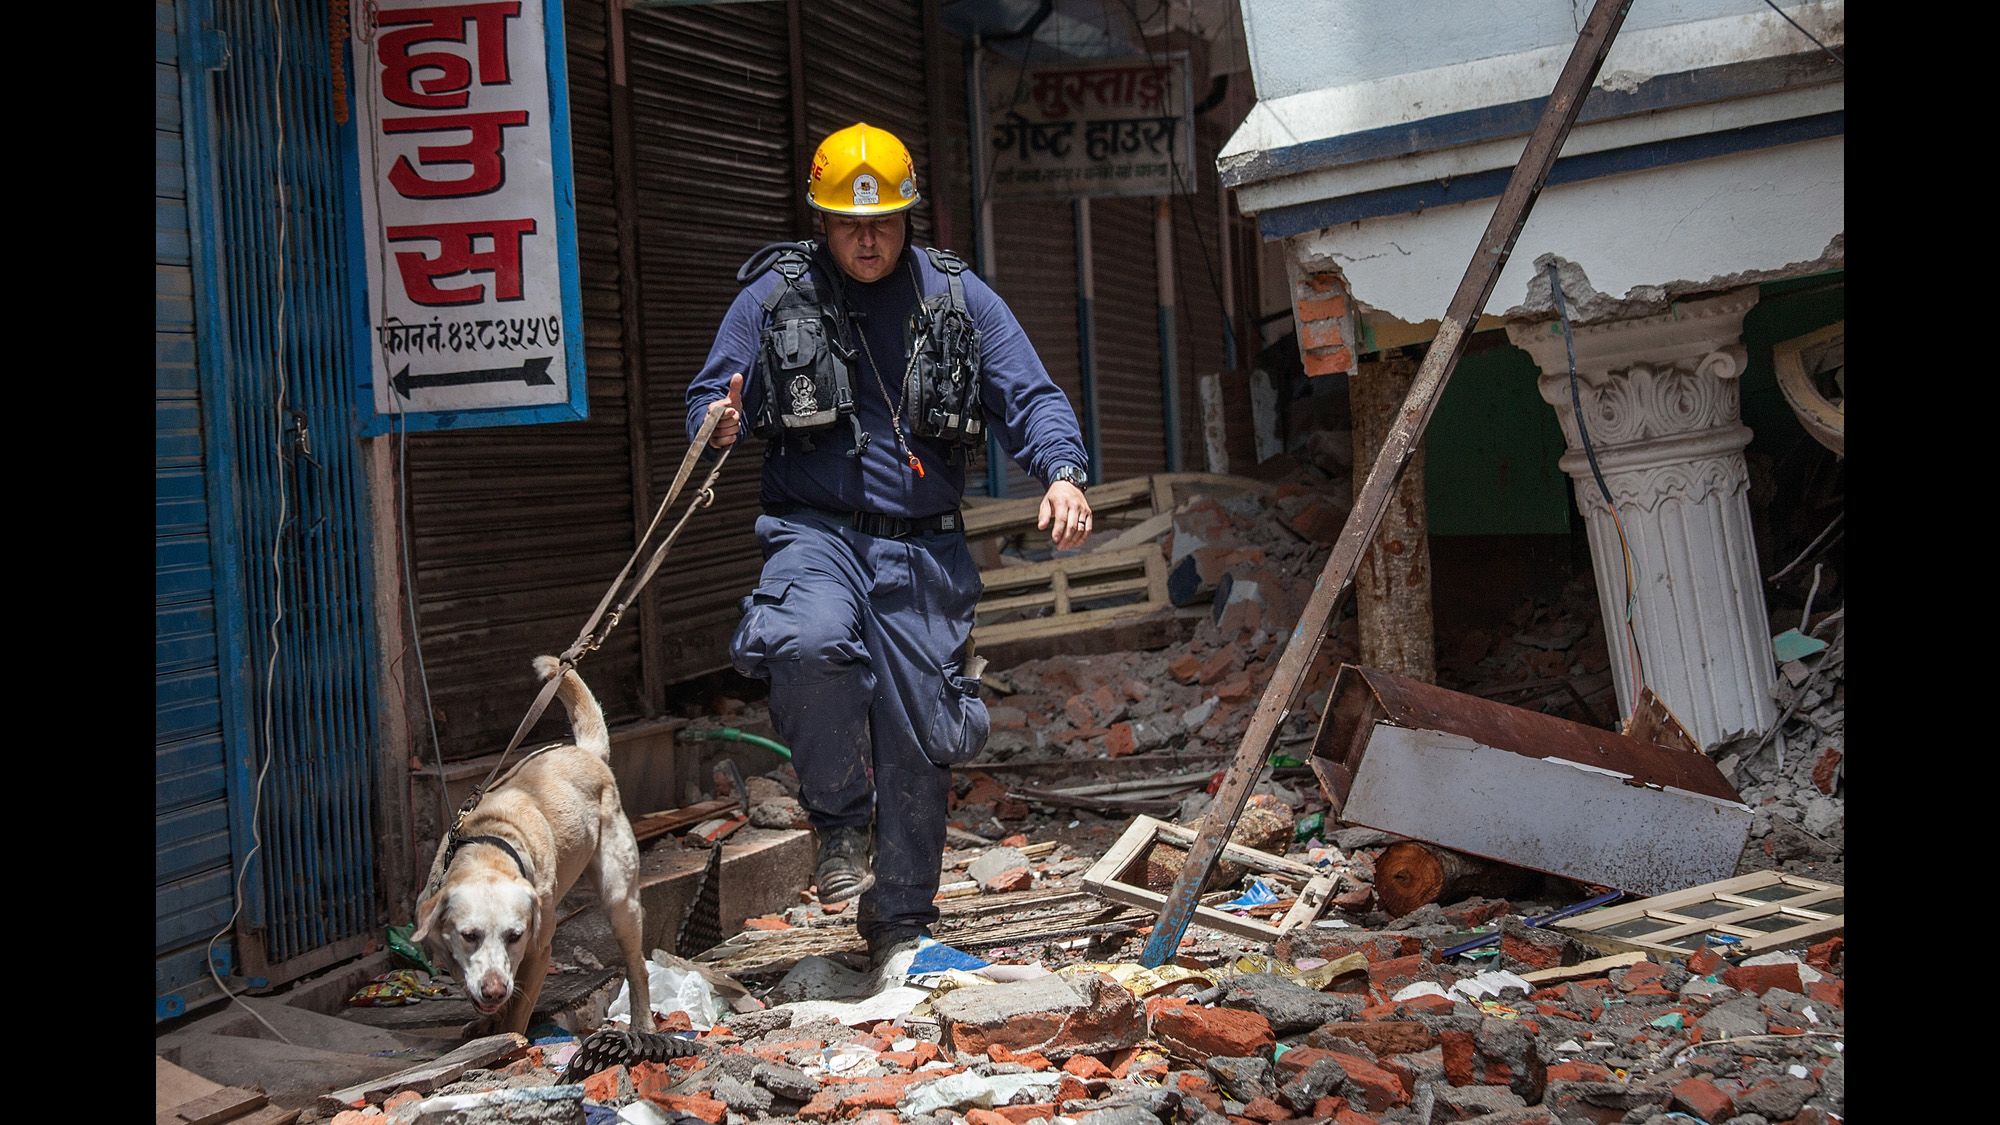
[1506, 285, 1761, 387]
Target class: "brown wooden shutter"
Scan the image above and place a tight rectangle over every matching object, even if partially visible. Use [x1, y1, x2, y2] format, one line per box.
[404, 0, 642, 760]
[625, 1, 795, 684]
[988, 200, 1084, 496]
[1090, 196, 1167, 481]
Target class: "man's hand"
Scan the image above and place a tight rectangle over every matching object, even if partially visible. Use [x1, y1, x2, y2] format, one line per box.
[1038, 480, 1093, 550]
[706, 372, 745, 448]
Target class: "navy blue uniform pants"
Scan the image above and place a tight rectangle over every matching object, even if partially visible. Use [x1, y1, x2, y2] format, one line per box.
[729, 509, 990, 943]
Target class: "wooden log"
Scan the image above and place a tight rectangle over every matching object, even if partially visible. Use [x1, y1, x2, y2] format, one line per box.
[1374, 841, 1539, 917]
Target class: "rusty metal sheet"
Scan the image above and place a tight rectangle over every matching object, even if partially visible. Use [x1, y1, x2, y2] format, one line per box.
[1309, 665, 1751, 895]
[1311, 665, 1743, 805]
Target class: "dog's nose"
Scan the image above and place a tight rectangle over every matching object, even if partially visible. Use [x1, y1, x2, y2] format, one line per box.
[479, 974, 510, 1004]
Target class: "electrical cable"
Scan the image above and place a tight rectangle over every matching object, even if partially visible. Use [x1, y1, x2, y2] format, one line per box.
[205, 0, 296, 1046]
[1547, 261, 1660, 732]
[1760, 0, 1844, 67]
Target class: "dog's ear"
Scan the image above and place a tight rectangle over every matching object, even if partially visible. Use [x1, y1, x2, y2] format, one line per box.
[411, 888, 448, 944]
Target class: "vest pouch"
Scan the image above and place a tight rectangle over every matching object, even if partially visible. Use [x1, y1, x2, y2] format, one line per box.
[753, 309, 852, 439]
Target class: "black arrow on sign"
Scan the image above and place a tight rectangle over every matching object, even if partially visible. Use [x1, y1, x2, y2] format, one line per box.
[392, 356, 555, 399]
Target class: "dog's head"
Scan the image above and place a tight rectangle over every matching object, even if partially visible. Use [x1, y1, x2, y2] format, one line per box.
[412, 867, 540, 1017]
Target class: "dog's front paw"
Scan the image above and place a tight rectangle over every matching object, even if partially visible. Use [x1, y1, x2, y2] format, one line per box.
[461, 1013, 505, 1041]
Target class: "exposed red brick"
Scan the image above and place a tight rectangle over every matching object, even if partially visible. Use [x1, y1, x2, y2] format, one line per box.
[1314, 1096, 1350, 1118]
[1615, 961, 1667, 991]
[1332, 1111, 1378, 1125]
[582, 1065, 631, 1104]
[1686, 948, 1726, 977]
[1105, 722, 1139, 758]
[668, 1094, 730, 1124]
[1547, 1061, 1613, 1084]
[1670, 1077, 1736, 1122]
[1197, 644, 1242, 685]
[989, 1105, 1058, 1125]
[1149, 999, 1276, 1061]
[1014, 1051, 1055, 1071]
[383, 1090, 423, 1113]
[1064, 1054, 1113, 1079]
[1308, 1021, 1437, 1056]
[1805, 936, 1844, 974]
[1806, 979, 1844, 1008]
[1295, 272, 1343, 297]
[1367, 954, 1430, 994]
[1398, 994, 1456, 1016]
[1303, 345, 1355, 378]
[1242, 1095, 1292, 1122]
[964, 1111, 1011, 1125]
[1810, 745, 1842, 794]
[1327, 1051, 1409, 1111]
[1056, 1074, 1090, 1105]
[1168, 652, 1204, 683]
[1295, 293, 1348, 323]
[1722, 963, 1805, 996]
[742, 915, 791, 931]
[630, 1061, 675, 1103]
[1173, 1072, 1225, 1113]
[1500, 930, 1566, 972]
[1300, 317, 1350, 352]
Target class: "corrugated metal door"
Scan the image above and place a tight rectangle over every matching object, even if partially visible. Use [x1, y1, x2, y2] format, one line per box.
[803, 0, 935, 246]
[404, 0, 646, 760]
[989, 200, 1083, 497]
[627, 2, 793, 682]
[1173, 120, 1230, 472]
[178, 0, 380, 989]
[1090, 197, 1167, 480]
[158, 0, 242, 1020]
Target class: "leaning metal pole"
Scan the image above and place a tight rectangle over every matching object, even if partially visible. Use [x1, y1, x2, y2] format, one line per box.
[1139, 0, 1637, 967]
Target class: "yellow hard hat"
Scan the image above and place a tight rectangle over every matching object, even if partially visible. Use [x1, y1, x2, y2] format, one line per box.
[807, 123, 920, 216]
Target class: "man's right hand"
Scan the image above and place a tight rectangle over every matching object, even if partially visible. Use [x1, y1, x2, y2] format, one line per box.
[707, 372, 745, 448]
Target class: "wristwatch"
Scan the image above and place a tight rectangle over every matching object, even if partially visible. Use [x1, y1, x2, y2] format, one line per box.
[1049, 463, 1088, 489]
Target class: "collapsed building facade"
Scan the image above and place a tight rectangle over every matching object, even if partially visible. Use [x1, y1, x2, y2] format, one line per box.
[157, 6, 1843, 1114]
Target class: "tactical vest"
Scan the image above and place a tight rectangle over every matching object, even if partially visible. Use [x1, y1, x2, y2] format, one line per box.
[736, 240, 985, 461]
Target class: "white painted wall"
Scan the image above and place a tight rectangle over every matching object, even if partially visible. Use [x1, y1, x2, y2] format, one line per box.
[1287, 136, 1843, 323]
[1241, 0, 1774, 100]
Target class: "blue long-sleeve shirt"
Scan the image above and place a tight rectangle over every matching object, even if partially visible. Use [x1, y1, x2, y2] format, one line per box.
[685, 245, 1089, 520]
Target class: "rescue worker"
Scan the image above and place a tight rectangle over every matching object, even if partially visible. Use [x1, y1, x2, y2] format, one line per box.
[685, 123, 1093, 962]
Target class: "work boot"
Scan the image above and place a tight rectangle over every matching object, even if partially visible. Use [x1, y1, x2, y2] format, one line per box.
[865, 924, 931, 968]
[814, 826, 875, 904]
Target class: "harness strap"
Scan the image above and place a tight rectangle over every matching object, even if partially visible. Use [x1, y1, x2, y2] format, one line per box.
[453, 834, 534, 885]
[434, 409, 734, 895]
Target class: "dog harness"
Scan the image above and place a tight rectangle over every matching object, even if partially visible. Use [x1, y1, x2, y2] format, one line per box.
[447, 833, 534, 884]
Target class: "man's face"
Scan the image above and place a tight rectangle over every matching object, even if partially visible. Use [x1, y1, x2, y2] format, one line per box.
[823, 213, 906, 284]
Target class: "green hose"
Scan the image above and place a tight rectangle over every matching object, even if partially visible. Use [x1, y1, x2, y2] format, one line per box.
[687, 726, 793, 760]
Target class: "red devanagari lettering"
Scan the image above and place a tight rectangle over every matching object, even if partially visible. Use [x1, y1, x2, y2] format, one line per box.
[377, 2, 522, 111]
[385, 110, 530, 198]
[386, 218, 538, 306]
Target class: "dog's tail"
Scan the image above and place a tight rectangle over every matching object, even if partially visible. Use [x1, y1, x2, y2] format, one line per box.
[533, 655, 610, 759]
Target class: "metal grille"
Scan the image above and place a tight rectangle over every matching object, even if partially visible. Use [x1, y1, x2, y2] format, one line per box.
[1090, 197, 1168, 480]
[404, 0, 647, 759]
[158, 0, 238, 1020]
[198, 0, 379, 966]
[627, 1, 794, 683]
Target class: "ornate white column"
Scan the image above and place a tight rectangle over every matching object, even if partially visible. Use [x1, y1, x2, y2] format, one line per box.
[1506, 286, 1777, 749]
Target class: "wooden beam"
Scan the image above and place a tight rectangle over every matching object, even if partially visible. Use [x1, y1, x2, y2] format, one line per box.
[1140, 0, 1639, 967]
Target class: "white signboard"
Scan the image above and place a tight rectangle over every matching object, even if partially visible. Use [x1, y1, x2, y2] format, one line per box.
[986, 54, 1195, 199]
[352, 0, 586, 431]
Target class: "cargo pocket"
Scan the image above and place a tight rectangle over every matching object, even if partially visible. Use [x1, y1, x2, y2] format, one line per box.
[917, 656, 990, 767]
[729, 578, 795, 679]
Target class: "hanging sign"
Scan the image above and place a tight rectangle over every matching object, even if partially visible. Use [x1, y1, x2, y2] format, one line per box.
[350, 0, 586, 432]
[985, 53, 1194, 199]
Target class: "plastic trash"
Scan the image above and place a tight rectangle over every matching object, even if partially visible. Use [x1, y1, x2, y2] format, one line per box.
[1772, 628, 1829, 662]
[1235, 951, 1368, 989]
[1650, 1012, 1686, 1030]
[1448, 970, 1534, 1003]
[608, 953, 731, 1030]
[909, 938, 990, 975]
[347, 969, 448, 1007]
[821, 1043, 878, 1074]
[1294, 812, 1325, 842]
[614, 1103, 672, 1125]
[1219, 879, 1280, 911]
[1391, 981, 1452, 1002]
[385, 922, 437, 975]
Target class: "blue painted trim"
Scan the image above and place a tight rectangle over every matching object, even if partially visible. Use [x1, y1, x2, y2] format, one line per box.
[338, 21, 374, 441]
[1224, 51, 1842, 190]
[1255, 112, 1845, 241]
[177, 0, 261, 934]
[356, 0, 589, 435]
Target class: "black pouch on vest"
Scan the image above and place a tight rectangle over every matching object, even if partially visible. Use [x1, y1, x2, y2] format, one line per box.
[740, 242, 857, 448]
[904, 247, 984, 458]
